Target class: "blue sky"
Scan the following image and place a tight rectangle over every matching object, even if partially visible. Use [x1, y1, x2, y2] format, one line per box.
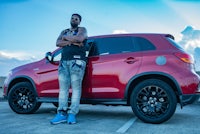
[0, 0, 200, 76]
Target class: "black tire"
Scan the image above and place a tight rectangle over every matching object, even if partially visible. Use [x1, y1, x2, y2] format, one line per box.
[8, 82, 41, 114]
[130, 79, 177, 124]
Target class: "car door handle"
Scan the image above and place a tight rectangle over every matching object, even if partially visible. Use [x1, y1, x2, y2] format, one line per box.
[124, 57, 137, 64]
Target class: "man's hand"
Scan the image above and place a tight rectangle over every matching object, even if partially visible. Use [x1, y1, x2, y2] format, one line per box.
[56, 40, 71, 47]
[73, 42, 84, 47]
[61, 35, 83, 47]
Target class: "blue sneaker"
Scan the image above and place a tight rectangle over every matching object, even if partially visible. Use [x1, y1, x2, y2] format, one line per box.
[50, 113, 67, 125]
[67, 113, 76, 124]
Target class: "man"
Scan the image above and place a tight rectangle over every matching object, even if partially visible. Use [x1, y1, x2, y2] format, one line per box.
[50, 13, 88, 125]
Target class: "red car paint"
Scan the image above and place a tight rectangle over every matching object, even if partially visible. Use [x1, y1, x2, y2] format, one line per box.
[3, 33, 200, 123]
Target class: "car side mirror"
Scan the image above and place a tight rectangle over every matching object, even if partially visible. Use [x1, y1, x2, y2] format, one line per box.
[45, 52, 52, 63]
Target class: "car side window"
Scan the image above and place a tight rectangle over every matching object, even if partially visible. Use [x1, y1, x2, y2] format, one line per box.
[88, 36, 156, 57]
[94, 37, 138, 55]
[86, 40, 99, 57]
[134, 37, 156, 51]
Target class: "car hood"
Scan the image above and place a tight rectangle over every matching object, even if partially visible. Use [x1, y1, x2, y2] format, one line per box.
[10, 58, 44, 74]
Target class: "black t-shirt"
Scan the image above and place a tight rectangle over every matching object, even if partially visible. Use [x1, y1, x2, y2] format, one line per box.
[60, 28, 87, 62]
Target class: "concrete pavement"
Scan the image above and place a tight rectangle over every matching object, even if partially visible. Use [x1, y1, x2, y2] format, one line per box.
[0, 100, 200, 134]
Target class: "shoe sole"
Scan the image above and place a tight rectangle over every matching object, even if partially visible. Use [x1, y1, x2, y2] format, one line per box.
[50, 120, 67, 125]
[67, 122, 76, 124]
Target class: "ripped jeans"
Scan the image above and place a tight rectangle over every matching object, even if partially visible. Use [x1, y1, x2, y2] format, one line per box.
[57, 60, 86, 115]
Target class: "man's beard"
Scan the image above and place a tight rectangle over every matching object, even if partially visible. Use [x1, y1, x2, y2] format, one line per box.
[71, 22, 78, 28]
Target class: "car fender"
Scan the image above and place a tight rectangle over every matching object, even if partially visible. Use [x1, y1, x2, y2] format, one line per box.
[6, 75, 38, 97]
[124, 71, 183, 105]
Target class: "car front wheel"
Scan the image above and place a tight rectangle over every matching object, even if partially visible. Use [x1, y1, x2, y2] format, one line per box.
[8, 82, 41, 114]
[130, 79, 177, 124]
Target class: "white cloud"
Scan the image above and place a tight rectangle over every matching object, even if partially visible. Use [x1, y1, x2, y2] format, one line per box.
[112, 30, 128, 34]
[178, 25, 200, 71]
[0, 49, 47, 61]
[0, 50, 42, 76]
[178, 26, 200, 54]
[0, 50, 38, 61]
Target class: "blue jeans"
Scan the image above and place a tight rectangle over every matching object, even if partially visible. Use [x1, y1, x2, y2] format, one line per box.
[57, 60, 86, 115]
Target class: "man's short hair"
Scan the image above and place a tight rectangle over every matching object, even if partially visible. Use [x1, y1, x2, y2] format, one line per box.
[72, 13, 82, 22]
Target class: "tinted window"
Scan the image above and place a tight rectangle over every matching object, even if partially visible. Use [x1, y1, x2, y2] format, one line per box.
[134, 37, 156, 51]
[94, 37, 138, 55]
[86, 40, 99, 57]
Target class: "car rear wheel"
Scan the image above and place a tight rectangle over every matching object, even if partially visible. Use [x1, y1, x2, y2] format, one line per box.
[130, 79, 177, 124]
[8, 82, 41, 114]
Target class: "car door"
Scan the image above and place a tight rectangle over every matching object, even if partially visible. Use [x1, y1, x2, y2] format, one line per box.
[86, 36, 142, 99]
[35, 49, 61, 97]
[38, 47, 92, 98]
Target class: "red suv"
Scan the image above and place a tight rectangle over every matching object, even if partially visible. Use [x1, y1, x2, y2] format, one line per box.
[3, 33, 200, 124]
